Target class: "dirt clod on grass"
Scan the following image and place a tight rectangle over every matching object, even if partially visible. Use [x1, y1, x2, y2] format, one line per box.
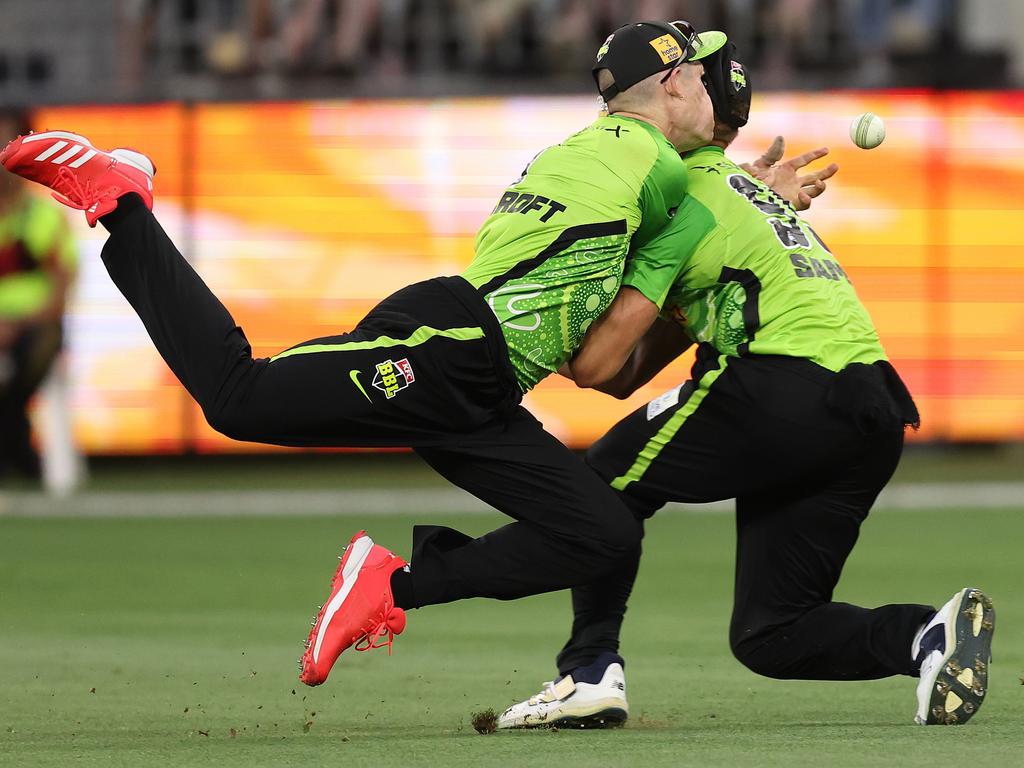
[471, 709, 499, 734]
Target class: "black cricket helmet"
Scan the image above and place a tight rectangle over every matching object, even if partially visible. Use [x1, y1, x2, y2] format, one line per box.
[701, 41, 751, 129]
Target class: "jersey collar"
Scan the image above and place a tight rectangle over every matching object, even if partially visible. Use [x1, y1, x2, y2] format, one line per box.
[682, 144, 726, 160]
[605, 114, 676, 149]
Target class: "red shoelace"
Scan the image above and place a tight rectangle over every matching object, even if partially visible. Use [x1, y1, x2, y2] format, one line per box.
[353, 601, 400, 655]
[52, 165, 119, 212]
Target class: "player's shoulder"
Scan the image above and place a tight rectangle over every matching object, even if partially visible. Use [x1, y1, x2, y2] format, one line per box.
[642, 192, 719, 253]
[581, 114, 683, 169]
[684, 146, 744, 184]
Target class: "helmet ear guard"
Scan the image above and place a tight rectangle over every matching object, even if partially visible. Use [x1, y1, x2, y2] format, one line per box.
[701, 41, 751, 129]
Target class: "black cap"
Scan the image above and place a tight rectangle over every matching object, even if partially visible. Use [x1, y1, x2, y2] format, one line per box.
[592, 21, 727, 103]
[701, 41, 751, 129]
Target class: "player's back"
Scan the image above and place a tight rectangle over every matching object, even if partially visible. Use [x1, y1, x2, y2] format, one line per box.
[650, 145, 884, 372]
[462, 114, 687, 392]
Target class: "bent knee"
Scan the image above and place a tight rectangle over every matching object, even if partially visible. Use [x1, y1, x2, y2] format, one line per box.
[729, 625, 787, 679]
[204, 403, 254, 442]
[592, 511, 643, 558]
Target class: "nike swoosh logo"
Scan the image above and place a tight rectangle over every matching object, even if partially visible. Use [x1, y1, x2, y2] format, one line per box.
[349, 369, 371, 403]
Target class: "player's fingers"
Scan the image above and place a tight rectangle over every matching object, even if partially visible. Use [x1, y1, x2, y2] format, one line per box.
[739, 161, 768, 180]
[795, 190, 813, 211]
[753, 135, 785, 169]
[784, 146, 830, 170]
[803, 179, 827, 199]
[795, 163, 838, 189]
[811, 162, 840, 181]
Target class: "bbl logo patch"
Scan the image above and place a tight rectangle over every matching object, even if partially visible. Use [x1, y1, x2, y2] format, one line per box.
[730, 60, 747, 89]
[649, 34, 682, 65]
[596, 33, 614, 61]
[373, 357, 415, 399]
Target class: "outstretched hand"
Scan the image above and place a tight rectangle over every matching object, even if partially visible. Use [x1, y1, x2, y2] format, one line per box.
[740, 136, 839, 211]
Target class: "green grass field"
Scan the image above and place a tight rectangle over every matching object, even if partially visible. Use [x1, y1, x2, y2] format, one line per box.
[2, 471, 1023, 766]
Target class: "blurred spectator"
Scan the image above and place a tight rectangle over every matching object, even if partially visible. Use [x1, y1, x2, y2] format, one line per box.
[100, 0, 1002, 94]
[0, 109, 77, 483]
[277, 0, 390, 75]
[857, 0, 956, 85]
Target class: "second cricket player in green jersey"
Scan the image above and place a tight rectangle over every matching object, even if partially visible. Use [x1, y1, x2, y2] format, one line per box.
[461, 113, 689, 393]
[626, 144, 885, 371]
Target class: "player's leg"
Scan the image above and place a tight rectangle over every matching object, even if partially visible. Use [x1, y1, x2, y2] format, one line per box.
[498, 353, 750, 728]
[728, 427, 933, 680]
[555, 538, 642, 675]
[729, 426, 994, 724]
[551, 356, 756, 677]
[2, 135, 515, 449]
[302, 406, 644, 687]
[495, 542, 640, 729]
[98, 195, 515, 447]
[0, 322, 62, 478]
[411, 406, 642, 605]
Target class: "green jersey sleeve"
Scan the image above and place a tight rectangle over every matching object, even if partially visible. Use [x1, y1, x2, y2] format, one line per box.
[623, 195, 716, 307]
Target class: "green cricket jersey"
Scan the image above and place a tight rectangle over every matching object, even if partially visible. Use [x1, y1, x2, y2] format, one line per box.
[0, 196, 76, 320]
[462, 114, 688, 392]
[624, 145, 885, 371]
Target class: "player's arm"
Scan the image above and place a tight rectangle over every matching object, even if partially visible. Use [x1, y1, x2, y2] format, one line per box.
[564, 205, 710, 390]
[562, 286, 660, 389]
[589, 317, 692, 399]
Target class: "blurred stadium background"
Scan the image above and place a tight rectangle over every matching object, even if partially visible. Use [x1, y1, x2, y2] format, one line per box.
[1, 2, 1023, 767]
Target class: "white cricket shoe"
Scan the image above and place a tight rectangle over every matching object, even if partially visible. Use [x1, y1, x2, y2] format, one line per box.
[498, 654, 628, 729]
[913, 587, 995, 725]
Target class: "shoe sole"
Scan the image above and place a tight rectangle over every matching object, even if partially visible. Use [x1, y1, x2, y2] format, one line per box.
[918, 588, 995, 725]
[301, 534, 374, 684]
[500, 702, 629, 730]
[544, 707, 628, 729]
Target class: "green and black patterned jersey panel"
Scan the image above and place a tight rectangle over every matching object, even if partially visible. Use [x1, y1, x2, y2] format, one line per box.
[636, 146, 886, 372]
[462, 115, 688, 392]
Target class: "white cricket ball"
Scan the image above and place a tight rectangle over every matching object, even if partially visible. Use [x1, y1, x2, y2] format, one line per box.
[850, 112, 885, 149]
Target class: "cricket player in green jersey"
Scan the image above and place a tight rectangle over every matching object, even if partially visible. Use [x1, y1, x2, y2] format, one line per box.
[499, 44, 994, 730]
[5, 22, 784, 693]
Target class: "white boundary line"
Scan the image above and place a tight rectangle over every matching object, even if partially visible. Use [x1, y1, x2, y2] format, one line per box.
[0, 482, 1022, 519]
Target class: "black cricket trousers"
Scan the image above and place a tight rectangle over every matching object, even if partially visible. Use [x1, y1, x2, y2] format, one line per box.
[559, 345, 934, 681]
[99, 196, 641, 608]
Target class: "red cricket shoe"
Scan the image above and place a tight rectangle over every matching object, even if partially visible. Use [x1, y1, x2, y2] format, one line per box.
[299, 531, 408, 686]
[0, 130, 155, 227]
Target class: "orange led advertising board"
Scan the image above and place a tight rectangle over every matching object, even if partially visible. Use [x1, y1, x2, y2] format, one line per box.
[35, 93, 1024, 452]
